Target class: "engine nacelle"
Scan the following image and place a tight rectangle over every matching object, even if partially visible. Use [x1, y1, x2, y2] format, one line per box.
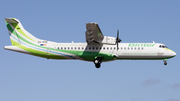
[101, 36, 116, 45]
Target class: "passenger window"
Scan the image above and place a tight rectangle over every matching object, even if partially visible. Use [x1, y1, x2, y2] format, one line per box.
[110, 47, 112, 50]
[107, 47, 109, 50]
[134, 47, 136, 50]
[92, 47, 94, 50]
[100, 47, 101, 50]
[121, 47, 123, 50]
[64, 47, 66, 50]
[78, 47, 80, 50]
[131, 47, 133, 50]
[82, 47, 84, 50]
[71, 47, 73, 50]
[141, 47, 143, 50]
[114, 47, 116, 50]
[68, 47, 69, 50]
[61, 47, 63, 50]
[89, 47, 91, 50]
[138, 47, 140, 50]
[96, 47, 98, 50]
[74, 47, 76, 50]
[58, 47, 59, 50]
[128, 47, 129, 50]
[124, 47, 126, 50]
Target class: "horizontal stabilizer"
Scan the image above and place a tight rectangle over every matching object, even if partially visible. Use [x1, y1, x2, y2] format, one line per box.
[4, 46, 31, 55]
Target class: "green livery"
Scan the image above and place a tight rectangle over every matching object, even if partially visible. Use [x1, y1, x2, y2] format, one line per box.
[4, 18, 176, 68]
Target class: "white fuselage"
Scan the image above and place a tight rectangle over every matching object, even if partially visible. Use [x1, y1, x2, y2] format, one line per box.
[44, 42, 176, 60]
[4, 18, 177, 68]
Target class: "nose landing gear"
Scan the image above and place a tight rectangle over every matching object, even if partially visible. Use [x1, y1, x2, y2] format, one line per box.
[94, 57, 102, 68]
[163, 59, 167, 65]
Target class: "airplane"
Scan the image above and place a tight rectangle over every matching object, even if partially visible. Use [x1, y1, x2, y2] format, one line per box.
[4, 18, 176, 68]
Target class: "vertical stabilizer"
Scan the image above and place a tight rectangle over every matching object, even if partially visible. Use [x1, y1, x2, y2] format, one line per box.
[5, 18, 39, 46]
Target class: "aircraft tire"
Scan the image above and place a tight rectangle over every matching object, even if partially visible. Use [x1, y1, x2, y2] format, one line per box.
[164, 62, 167, 65]
[94, 57, 102, 68]
[94, 59, 99, 64]
[95, 64, 101, 68]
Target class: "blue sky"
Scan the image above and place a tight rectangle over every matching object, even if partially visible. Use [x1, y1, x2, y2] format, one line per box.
[0, 0, 180, 101]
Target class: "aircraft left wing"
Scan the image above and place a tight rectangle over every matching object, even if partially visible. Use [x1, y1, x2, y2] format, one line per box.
[85, 23, 104, 44]
[85, 23, 116, 45]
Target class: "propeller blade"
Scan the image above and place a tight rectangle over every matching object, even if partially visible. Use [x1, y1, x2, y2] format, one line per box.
[117, 42, 119, 51]
[117, 29, 119, 39]
[116, 29, 119, 50]
[116, 29, 122, 50]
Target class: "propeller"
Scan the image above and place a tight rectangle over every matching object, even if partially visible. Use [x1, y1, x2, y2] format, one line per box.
[116, 29, 122, 50]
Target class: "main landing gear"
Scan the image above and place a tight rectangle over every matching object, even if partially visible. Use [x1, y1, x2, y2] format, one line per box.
[94, 57, 102, 68]
[163, 59, 167, 65]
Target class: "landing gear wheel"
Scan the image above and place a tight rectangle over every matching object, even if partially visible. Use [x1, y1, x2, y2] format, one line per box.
[95, 64, 101, 68]
[163, 59, 167, 66]
[94, 60, 99, 64]
[94, 57, 102, 68]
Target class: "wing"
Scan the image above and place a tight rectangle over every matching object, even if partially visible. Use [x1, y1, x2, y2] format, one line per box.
[85, 23, 104, 44]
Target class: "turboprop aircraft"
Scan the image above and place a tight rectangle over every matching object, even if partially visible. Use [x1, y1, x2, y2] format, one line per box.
[4, 18, 176, 68]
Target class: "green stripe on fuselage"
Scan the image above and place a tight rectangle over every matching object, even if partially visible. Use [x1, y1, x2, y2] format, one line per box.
[53, 49, 115, 61]
[11, 40, 67, 59]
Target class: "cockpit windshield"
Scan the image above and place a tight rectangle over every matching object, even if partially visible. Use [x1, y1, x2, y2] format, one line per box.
[159, 45, 168, 48]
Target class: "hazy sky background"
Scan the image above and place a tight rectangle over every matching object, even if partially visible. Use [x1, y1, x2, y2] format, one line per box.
[0, 0, 180, 101]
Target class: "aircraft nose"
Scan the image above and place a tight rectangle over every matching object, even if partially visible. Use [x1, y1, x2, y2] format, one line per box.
[171, 51, 176, 57]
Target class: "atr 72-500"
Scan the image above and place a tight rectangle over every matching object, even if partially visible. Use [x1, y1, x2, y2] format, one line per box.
[4, 18, 176, 68]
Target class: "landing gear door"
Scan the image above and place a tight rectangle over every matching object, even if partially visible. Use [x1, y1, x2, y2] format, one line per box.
[47, 47, 51, 56]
